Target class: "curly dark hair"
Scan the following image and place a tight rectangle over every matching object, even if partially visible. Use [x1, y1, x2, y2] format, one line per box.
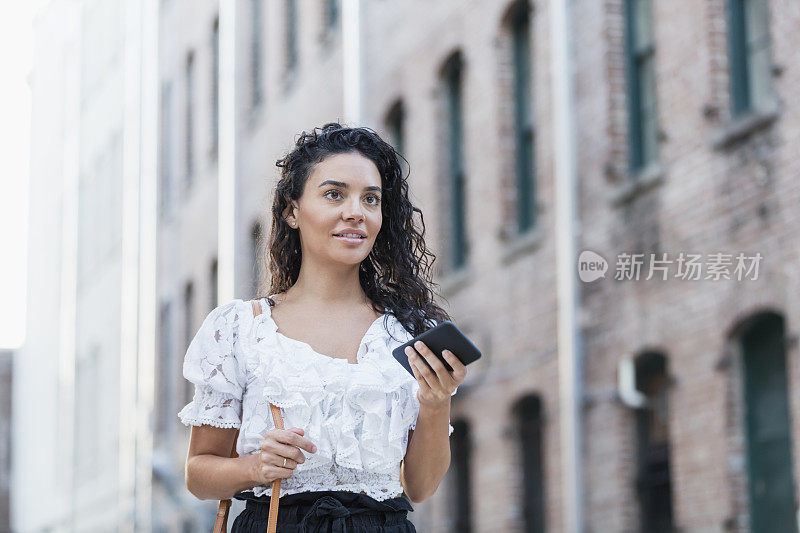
[255, 122, 450, 340]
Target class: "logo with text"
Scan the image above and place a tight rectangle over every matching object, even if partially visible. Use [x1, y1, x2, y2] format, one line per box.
[578, 250, 608, 282]
[577, 251, 763, 282]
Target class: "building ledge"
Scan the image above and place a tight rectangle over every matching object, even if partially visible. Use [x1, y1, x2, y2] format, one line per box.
[439, 265, 472, 297]
[500, 225, 543, 265]
[711, 101, 780, 150]
[609, 162, 666, 207]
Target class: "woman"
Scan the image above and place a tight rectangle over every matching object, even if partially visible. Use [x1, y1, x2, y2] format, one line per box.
[179, 123, 466, 531]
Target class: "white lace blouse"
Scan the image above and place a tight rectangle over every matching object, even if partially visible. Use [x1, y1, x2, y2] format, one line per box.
[178, 297, 455, 501]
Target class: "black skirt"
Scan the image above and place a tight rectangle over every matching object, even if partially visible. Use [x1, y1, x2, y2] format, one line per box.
[231, 490, 417, 532]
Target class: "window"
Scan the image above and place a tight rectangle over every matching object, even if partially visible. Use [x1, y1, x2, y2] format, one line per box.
[159, 81, 174, 215]
[514, 395, 545, 533]
[251, 222, 263, 297]
[727, 0, 773, 117]
[386, 100, 405, 157]
[385, 100, 408, 177]
[624, 0, 659, 172]
[634, 353, 673, 533]
[286, 0, 298, 72]
[250, 0, 263, 109]
[450, 420, 472, 532]
[211, 16, 219, 158]
[156, 302, 174, 437]
[182, 282, 195, 405]
[325, 0, 339, 29]
[185, 51, 195, 186]
[509, 0, 536, 232]
[740, 313, 796, 531]
[441, 52, 468, 271]
[209, 259, 218, 310]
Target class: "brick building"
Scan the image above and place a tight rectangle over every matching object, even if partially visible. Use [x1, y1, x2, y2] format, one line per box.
[17, 0, 799, 531]
[156, 0, 800, 531]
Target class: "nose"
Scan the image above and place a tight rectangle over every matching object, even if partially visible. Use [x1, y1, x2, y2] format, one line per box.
[343, 198, 365, 222]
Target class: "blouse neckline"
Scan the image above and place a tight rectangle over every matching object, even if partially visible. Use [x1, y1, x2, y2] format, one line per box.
[259, 296, 388, 365]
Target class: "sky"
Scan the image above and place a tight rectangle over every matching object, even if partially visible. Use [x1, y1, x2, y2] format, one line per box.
[0, 2, 44, 349]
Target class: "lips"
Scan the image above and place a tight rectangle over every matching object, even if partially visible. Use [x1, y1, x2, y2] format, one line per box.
[332, 229, 367, 238]
[333, 232, 367, 244]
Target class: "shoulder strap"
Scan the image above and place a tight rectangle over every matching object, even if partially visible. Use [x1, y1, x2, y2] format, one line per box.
[212, 299, 283, 533]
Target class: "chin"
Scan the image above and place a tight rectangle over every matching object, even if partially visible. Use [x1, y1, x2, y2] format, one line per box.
[327, 252, 369, 265]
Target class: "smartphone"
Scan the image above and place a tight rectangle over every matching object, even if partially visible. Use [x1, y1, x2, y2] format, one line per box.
[392, 321, 482, 377]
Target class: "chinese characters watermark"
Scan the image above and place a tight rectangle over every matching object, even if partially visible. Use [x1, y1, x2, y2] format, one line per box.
[577, 250, 762, 282]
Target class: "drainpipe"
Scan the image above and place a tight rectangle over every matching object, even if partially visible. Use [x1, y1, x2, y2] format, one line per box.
[219, 0, 237, 304]
[342, 0, 362, 124]
[550, 0, 584, 531]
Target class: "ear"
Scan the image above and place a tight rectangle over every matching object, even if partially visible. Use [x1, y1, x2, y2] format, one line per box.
[281, 201, 298, 226]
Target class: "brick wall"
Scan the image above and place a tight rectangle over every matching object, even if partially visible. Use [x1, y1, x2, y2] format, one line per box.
[363, 0, 800, 531]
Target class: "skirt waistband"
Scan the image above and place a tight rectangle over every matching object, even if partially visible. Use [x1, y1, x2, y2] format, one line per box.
[234, 490, 413, 522]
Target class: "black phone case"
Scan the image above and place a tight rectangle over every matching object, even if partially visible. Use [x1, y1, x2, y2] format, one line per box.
[391, 321, 482, 377]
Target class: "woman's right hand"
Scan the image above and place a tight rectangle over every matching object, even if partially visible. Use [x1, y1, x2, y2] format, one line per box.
[251, 427, 317, 486]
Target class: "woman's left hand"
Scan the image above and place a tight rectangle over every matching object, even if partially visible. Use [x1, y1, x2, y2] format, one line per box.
[405, 341, 467, 408]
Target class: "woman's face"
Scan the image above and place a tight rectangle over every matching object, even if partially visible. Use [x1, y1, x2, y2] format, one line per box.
[285, 151, 383, 267]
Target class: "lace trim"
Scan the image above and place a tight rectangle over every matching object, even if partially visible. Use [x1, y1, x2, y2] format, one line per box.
[242, 462, 404, 501]
[178, 386, 242, 429]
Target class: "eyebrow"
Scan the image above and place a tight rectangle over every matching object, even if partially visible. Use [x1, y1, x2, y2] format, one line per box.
[318, 179, 382, 193]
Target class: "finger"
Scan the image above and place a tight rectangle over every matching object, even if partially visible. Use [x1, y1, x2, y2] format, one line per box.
[441, 350, 465, 386]
[278, 430, 317, 454]
[262, 429, 317, 455]
[411, 341, 449, 386]
[289, 427, 304, 435]
[261, 440, 308, 464]
[265, 454, 299, 470]
[261, 462, 294, 481]
[442, 349, 467, 377]
[408, 354, 424, 386]
[409, 353, 434, 393]
[405, 345, 435, 378]
[409, 346, 444, 388]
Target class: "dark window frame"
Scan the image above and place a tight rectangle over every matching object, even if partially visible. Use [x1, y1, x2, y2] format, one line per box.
[159, 81, 174, 215]
[286, 0, 298, 73]
[442, 53, 468, 271]
[326, 0, 339, 29]
[184, 51, 195, 187]
[510, 1, 537, 233]
[623, 0, 659, 173]
[450, 420, 473, 533]
[515, 395, 546, 533]
[250, 0, 264, 109]
[634, 353, 674, 533]
[183, 282, 195, 405]
[211, 16, 220, 158]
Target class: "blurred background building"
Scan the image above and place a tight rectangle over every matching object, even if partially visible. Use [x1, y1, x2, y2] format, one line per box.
[12, 0, 800, 532]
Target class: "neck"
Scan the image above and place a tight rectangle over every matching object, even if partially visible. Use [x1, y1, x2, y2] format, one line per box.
[282, 255, 368, 308]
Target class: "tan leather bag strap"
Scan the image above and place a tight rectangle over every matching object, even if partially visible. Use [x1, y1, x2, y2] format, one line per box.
[212, 298, 283, 533]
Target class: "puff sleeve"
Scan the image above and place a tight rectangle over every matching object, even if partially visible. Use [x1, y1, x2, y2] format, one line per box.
[177, 299, 249, 429]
